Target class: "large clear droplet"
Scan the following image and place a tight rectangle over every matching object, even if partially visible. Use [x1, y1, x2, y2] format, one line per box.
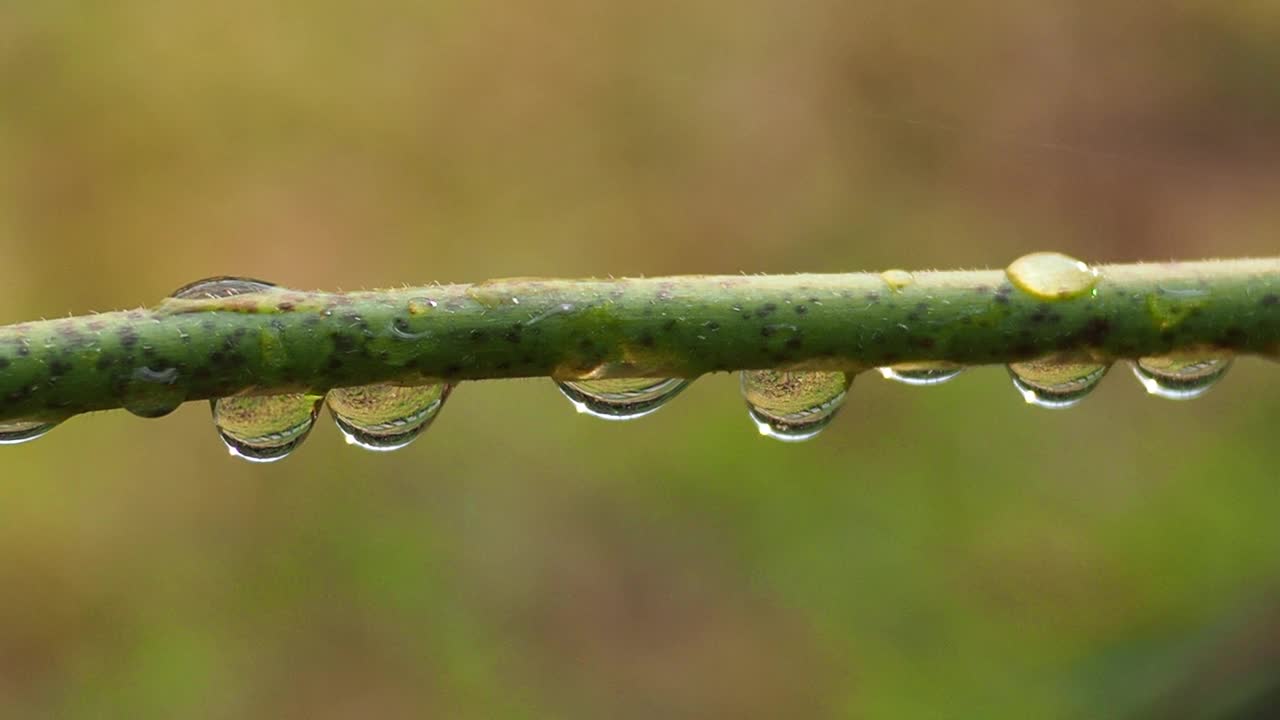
[1007, 361, 1109, 409]
[171, 276, 276, 299]
[1005, 252, 1098, 300]
[326, 381, 452, 452]
[0, 420, 58, 446]
[1131, 355, 1232, 400]
[740, 370, 851, 442]
[556, 378, 690, 421]
[877, 363, 964, 387]
[211, 393, 323, 463]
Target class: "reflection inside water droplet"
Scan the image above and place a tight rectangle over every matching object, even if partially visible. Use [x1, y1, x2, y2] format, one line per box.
[0, 419, 58, 446]
[741, 370, 851, 442]
[326, 381, 452, 451]
[123, 365, 186, 419]
[877, 363, 964, 387]
[211, 393, 323, 462]
[1131, 355, 1232, 400]
[1007, 360, 1109, 409]
[170, 276, 276, 299]
[556, 378, 690, 421]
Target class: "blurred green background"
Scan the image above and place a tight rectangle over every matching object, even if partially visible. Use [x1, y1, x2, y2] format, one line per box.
[3, 3, 1280, 718]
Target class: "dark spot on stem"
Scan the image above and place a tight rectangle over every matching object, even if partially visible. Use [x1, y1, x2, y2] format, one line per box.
[1220, 326, 1247, 348]
[0, 357, 8, 370]
[1262, 294, 1278, 307]
[795, 305, 808, 315]
[784, 337, 803, 350]
[469, 329, 487, 343]
[49, 360, 72, 376]
[1080, 317, 1111, 345]
[760, 326, 775, 338]
[639, 332, 656, 348]
[662, 319, 678, 332]
[756, 303, 777, 318]
[276, 301, 295, 311]
[442, 363, 462, 378]
[119, 329, 139, 347]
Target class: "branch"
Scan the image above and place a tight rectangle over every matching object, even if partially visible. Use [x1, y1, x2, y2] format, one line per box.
[2, 255, 1278, 426]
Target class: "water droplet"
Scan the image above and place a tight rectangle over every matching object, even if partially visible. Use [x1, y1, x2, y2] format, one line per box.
[877, 363, 964, 387]
[880, 269, 914, 292]
[407, 297, 438, 315]
[1007, 360, 1109, 408]
[170, 276, 276, 299]
[1005, 252, 1097, 300]
[326, 382, 452, 451]
[1131, 355, 1232, 400]
[741, 370, 851, 441]
[211, 393, 323, 463]
[122, 365, 185, 418]
[0, 419, 57, 445]
[1146, 290, 1206, 331]
[556, 378, 690, 421]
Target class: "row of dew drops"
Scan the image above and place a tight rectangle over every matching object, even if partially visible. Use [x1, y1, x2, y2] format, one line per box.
[0, 354, 1235, 461]
[0, 263, 1237, 460]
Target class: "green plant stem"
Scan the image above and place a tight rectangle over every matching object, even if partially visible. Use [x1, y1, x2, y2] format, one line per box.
[2, 259, 1278, 423]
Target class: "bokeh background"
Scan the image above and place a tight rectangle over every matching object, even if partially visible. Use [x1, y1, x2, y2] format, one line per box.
[2, 3, 1279, 718]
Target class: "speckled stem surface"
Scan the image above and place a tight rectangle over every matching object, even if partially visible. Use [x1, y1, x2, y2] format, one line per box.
[2, 259, 1278, 423]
